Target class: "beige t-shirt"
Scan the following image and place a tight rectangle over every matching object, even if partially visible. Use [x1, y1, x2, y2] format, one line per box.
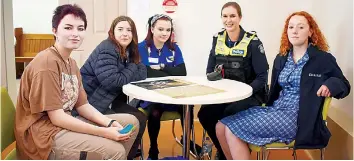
[14, 47, 88, 159]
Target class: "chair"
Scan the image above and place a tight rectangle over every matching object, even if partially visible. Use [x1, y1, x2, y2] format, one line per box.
[1, 87, 17, 160]
[248, 97, 332, 160]
[138, 107, 199, 159]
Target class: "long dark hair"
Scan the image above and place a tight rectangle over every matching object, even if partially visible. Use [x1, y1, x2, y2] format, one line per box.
[145, 14, 175, 51]
[108, 16, 140, 64]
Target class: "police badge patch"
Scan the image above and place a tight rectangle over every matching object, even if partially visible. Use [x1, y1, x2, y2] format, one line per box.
[168, 56, 174, 61]
[258, 44, 265, 54]
[217, 40, 223, 46]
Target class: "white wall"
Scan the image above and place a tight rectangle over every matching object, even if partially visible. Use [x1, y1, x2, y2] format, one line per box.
[13, 0, 58, 33]
[3, 0, 17, 103]
[312, 0, 353, 123]
[1, 0, 6, 87]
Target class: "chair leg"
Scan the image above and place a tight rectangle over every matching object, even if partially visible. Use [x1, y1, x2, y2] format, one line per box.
[292, 150, 297, 160]
[256, 151, 261, 160]
[320, 148, 325, 160]
[202, 129, 207, 145]
[261, 147, 267, 160]
[140, 137, 144, 160]
[172, 119, 198, 159]
[172, 119, 180, 144]
[264, 150, 270, 160]
[191, 123, 199, 159]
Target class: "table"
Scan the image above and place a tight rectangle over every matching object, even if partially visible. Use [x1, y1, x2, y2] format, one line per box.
[123, 76, 253, 159]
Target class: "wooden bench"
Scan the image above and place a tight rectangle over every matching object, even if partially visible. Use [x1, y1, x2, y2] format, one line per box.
[14, 28, 55, 62]
[14, 28, 55, 78]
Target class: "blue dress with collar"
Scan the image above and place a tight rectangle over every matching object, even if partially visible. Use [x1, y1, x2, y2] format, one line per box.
[221, 51, 309, 146]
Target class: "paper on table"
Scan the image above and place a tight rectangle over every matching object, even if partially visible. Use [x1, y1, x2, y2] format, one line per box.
[131, 79, 194, 90]
[154, 84, 225, 98]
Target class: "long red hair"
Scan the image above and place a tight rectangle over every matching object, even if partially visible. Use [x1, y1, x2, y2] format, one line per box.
[279, 11, 329, 55]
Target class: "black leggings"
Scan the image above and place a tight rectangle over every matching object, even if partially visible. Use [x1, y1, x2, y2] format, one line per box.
[146, 103, 193, 149]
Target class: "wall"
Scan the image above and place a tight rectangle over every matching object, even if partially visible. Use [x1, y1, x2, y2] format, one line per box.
[311, 0, 353, 136]
[3, 0, 17, 103]
[128, 0, 314, 77]
[307, 117, 353, 160]
[13, 0, 58, 33]
[1, 0, 6, 87]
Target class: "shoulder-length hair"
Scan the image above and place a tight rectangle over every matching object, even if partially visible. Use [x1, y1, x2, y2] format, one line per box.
[108, 16, 140, 64]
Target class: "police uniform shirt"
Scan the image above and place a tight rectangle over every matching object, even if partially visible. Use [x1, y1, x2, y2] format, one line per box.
[207, 26, 269, 93]
[138, 40, 184, 67]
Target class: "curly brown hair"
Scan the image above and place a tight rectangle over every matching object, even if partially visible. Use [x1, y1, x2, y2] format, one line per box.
[279, 11, 329, 55]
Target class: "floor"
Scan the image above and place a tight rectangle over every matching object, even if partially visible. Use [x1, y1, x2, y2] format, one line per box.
[140, 120, 311, 160]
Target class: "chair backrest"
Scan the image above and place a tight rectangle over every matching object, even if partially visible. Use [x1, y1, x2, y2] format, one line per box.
[322, 97, 332, 121]
[1, 87, 16, 151]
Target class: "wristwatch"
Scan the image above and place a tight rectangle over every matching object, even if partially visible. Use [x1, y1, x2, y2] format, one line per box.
[107, 120, 116, 127]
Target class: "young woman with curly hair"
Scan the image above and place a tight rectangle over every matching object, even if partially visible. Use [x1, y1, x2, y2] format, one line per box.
[214, 11, 351, 160]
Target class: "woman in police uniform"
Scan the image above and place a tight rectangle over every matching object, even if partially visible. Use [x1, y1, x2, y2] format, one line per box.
[138, 14, 200, 159]
[197, 2, 269, 159]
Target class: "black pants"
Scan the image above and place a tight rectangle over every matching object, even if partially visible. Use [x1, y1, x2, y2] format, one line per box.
[197, 96, 260, 160]
[146, 104, 193, 153]
[105, 98, 147, 160]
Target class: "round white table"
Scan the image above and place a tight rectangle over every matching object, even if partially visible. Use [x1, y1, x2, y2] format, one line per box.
[123, 76, 253, 159]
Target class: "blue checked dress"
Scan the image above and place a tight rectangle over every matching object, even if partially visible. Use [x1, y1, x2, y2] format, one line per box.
[221, 51, 309, 146]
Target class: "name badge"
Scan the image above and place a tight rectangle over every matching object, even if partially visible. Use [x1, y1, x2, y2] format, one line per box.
[309, 73, 322, 77]
[166, 56, 174, 63]
[148, 57, 159, 63]
[232, 49, 244, 55]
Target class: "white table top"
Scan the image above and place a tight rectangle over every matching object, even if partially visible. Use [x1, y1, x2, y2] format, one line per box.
[123, 76, 253, 105]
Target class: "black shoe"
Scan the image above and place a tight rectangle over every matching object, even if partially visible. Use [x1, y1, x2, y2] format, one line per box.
[134, 149, 142, 158]
[215, 150, 227, 160]
[180, 137, 202, 156]
[215, 151, 220, 160]
[148, 147, 159, 160]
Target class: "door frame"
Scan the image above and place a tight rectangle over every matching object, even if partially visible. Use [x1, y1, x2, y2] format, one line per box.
[1, 0, 17, 103]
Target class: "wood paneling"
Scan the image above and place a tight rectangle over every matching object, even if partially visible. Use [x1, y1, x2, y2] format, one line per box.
[14, 28, 55, 62]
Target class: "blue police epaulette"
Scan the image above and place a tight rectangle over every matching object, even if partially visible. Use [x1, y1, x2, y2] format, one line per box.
[248, 31, 259, 40]
[249, 30, 257, 34]
[213, 29, 225, 37]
